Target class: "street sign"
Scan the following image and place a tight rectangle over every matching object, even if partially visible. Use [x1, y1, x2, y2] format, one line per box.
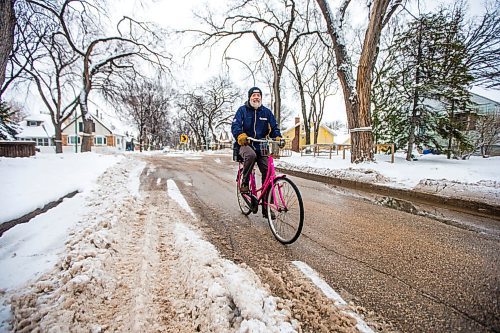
[180, 134, 188, 143]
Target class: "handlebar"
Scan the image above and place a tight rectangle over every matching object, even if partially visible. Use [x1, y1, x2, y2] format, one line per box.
[247, 137, 286, 148]
[247, 137, 280, 143]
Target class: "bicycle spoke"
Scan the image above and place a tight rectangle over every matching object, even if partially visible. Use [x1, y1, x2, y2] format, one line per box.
[267, 178, 304, 244]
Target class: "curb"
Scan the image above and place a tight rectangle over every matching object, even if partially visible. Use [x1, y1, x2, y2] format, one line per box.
[277, 167, 500, 221]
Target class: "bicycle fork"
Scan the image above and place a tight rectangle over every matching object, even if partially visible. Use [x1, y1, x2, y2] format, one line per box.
[268, 178, 288, 214]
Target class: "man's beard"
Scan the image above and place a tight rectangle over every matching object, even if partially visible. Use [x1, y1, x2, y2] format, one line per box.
[250, 99, 262, 109]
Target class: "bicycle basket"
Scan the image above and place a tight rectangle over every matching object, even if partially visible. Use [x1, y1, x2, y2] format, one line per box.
[259, 142, 270, 156]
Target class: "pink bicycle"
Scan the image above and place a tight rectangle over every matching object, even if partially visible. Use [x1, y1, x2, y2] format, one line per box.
[235, 137, 304, 244]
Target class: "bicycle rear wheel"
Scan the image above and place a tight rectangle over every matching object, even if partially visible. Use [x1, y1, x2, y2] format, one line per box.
[237, 167, 252, 215]
[266, 177, 304, 244]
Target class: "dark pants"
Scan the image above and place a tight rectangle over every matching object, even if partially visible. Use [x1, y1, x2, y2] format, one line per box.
[239, 145, 268, 187]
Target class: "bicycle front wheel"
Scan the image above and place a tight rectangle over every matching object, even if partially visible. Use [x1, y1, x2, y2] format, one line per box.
[266, 177, 304, 244]
[237, 168, 252, 215]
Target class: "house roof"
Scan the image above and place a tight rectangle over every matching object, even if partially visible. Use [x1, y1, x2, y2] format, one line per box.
[282, 121, 335, 136]
[217, 129, 232, 142]
[17, 113, 55, 139]
[470, 93, 500, 112]
[62, 112, 126, 137]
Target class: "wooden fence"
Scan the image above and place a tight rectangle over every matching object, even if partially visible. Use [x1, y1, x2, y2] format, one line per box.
[0, 141, 36, 158]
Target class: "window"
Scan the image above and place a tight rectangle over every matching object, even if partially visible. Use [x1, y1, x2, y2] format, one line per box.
[78, 121, 96, 132]
[36, 138, 50, 146]
[69, 136, 81, 145]
[94, 136, 107, 145]
[27, 121, 39, 127]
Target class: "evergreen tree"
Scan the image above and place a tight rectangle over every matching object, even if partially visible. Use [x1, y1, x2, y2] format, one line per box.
[0, 100, 19, 140]
[373, 13, 445, 159]
[427, 8, 474, 159]
[372, 7, 476, 159]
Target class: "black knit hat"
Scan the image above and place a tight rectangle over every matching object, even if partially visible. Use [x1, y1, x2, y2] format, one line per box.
[248, 87, 262, 100]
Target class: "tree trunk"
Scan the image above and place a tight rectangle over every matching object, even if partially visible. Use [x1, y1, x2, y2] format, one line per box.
[82, 119, 93, 152]
[273, 74, 281, 126]
[78, 88, 94, 152]
[309, 103, 317, 145]
[300, 98, 310, 146]
[447, 100, 455, 159]
[0, 0, 15, 95]
[316, 0, 398, 163]
[54, 126, 63, 153]
[406, 20, 423, 161]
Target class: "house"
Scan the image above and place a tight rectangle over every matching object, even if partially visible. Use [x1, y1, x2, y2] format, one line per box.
[16, 113, 56, 153]
[281, 117, 339, 152]
[16, 111, 127, 153]
[428, 92, 500, 156]
[61, 111, 126, 152]
[455, 93, 500, 130]
[457, 93, 500, 156]
[215, 129, 232, 149]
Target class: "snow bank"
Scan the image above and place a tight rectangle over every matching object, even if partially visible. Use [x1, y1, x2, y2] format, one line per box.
[172, 222, 298, 333]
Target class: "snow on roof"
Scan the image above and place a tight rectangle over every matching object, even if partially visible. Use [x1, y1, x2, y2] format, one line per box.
[471, 92, 500, 106]
[61, 112, 130, 137]
[282, 121, 335, 136]
[24, 113, 52, 122]
[17, 113, 55, 138]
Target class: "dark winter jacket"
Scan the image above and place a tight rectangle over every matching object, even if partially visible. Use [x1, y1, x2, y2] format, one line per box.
[231, 102, 281, 151]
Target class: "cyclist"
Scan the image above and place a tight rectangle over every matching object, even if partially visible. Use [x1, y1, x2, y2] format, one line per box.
[231, 87, 282, 218]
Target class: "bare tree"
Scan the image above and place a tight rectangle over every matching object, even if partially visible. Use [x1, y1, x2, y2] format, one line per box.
[26, 0, 171, 152]
[203, 75, 239, 143]
[20, 23, 80, 153]
[187, 0, 318, 126]
[315, 0, 402, 163]
[177, 76, 238, 149]
[472, 111, 500, 157]
[178, 93, 207, 149]
[287, 38, 316, 145]
[463, 2, 500, 89]
[287, 32, 336, 145]
[114, 78, 172, 152]
[306, 47, 337, 144]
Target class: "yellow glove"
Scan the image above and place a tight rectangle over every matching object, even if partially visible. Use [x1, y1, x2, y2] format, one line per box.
[237, 133, 248, 146]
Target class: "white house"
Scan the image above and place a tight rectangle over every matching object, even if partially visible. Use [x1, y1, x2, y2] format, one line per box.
[16, 111, 127, 153]
[61, 111, 126, 152]
[16, 113, 56, 153]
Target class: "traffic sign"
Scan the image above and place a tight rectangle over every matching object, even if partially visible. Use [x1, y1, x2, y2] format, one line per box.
[180, 134, 188, 143]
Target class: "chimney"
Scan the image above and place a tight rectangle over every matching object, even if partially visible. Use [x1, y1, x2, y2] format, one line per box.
[295, 117, 300, 124]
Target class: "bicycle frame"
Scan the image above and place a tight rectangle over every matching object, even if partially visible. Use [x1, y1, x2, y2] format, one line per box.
[238, 141, 287, 212]
[236, 137, 304, 244]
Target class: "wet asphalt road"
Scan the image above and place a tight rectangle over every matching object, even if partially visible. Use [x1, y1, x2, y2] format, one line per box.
[144, 152, 500, 333]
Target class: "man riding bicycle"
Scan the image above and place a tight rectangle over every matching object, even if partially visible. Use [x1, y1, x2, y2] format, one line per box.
[231, 87, 282, 218]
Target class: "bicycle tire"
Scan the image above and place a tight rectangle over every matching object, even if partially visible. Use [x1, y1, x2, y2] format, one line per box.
[236, 167, 252, 216]
[266, 177, 304, 244]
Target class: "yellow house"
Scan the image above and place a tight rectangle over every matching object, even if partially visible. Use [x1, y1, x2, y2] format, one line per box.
[282, 117, 337, 152]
